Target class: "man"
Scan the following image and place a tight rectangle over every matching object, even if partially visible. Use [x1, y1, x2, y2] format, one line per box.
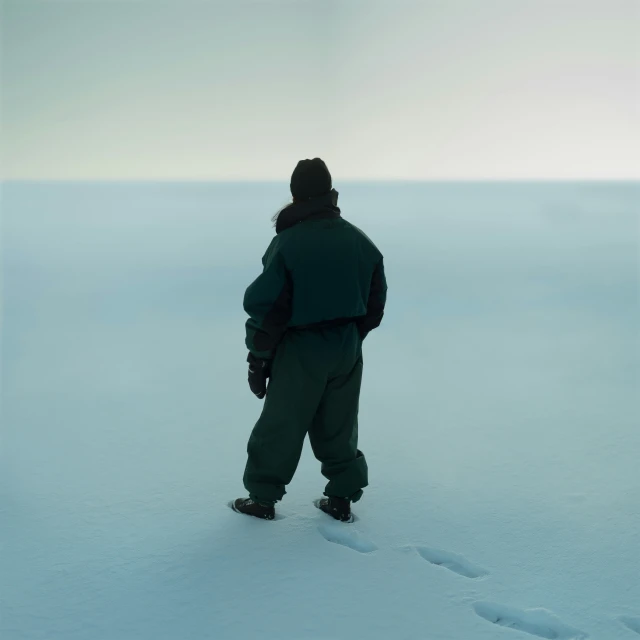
[232, 158, 387, 522]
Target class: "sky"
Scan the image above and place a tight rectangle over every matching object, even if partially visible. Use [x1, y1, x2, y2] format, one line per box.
[1, 0, 639, 181]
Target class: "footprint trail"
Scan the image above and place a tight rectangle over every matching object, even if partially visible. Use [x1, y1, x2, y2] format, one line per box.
[473, 602, 587, 639]
[317, 521, 377, 554]
[413, 545, 488, 579]
[620, 616, 640, 635]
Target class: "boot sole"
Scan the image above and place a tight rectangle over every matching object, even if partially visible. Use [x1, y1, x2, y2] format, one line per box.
[313, 499, 355, 524]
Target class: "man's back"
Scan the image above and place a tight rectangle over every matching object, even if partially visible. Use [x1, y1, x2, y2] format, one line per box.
[244, 196, 387, 359]
[275, 216, 384, 328]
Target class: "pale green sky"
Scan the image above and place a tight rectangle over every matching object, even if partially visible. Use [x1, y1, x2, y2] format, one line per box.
[1, 0, 638, 180]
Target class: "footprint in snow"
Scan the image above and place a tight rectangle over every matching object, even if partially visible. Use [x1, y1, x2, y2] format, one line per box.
[473, 601, 588, 639]
[620, 616, 640, 635]
[409, 545, 488, 579]
[316, 520, 377, 554]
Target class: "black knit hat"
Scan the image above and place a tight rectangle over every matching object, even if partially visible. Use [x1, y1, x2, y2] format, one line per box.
[290, 158, 332, 201]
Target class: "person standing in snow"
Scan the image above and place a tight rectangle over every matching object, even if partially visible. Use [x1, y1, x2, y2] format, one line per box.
[232, 158, 387, 522]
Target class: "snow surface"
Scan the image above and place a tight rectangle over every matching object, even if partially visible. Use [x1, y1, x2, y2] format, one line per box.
[1, 182, 639, 640]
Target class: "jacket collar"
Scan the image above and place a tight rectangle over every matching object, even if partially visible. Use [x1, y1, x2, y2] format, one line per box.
[275, 189, 341, 234]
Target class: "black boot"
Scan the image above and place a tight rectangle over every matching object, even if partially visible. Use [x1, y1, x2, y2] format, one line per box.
[232, 497, 275, 520]
[315, 496, 353, 523]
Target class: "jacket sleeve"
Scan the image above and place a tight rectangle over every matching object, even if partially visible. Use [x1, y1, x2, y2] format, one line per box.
[359, 257, 387, 339]
[244, 239, 293, 359]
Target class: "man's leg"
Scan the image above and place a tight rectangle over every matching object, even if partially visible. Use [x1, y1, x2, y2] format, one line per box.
[243, 334, 326, 503]
[308, 354, 368, 503]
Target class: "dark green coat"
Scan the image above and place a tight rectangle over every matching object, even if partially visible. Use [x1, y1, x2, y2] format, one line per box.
[244, 190, 387, 359]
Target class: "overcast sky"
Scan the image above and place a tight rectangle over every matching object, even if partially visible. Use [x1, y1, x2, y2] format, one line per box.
[2, 0, 638, 180]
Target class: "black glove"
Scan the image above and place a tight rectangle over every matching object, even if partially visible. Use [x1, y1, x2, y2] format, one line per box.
[247, 353, 271, 400]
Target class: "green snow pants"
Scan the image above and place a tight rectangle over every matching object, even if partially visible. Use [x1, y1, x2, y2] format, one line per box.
[243, 322, 368, 504]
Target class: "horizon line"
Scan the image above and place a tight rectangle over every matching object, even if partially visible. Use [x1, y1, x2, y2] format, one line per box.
[2, 178, 638, 184]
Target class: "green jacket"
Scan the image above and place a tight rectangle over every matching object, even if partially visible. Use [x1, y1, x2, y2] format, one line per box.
[244, 190, 387, 359]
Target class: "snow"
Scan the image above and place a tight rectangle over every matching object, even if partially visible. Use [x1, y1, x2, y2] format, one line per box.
[1, 182, 639, 640]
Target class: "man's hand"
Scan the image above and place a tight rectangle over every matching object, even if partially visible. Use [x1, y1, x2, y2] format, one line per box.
[247, 353, 271, 400]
